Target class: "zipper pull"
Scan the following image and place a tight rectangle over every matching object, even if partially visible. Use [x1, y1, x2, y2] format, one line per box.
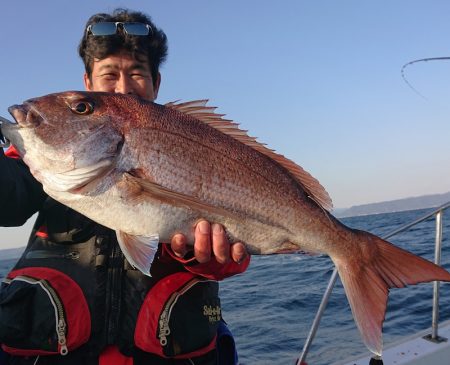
[57, 318, 69, 356]
[158, 314, 171, 346]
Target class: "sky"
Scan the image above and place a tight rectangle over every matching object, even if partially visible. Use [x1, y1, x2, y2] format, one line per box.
[1, 1, 450, 248]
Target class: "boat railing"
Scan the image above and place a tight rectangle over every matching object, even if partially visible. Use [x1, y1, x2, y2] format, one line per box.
[296, 201, 450, 365]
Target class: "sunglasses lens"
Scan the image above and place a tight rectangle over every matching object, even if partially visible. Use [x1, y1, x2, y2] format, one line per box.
[90, 22, 117, 36]
[123, 23, 150, 36]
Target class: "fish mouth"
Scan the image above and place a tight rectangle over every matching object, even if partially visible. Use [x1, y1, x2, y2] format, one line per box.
[8, 102, 44, 129]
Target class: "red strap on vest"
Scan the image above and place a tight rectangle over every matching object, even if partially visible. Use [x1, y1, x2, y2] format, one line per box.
[4, 145, 20, 159]
[99, 346, 133, 365]
[36, 225, 49, 239]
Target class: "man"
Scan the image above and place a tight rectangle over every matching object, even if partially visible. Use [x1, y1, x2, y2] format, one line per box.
[0, 8, 249, 365]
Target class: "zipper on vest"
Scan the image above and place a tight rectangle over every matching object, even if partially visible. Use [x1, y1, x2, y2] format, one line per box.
[106, 241, 123, 344]
[158, 278, 203, 347]
[6, 275, 69, 356]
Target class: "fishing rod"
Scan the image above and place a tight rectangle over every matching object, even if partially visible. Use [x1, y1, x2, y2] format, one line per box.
[401, 56, 450, 99]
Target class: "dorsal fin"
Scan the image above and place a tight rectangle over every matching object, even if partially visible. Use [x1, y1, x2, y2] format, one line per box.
[165, 100, 333, 211]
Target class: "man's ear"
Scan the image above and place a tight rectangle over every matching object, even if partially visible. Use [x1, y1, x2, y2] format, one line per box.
[153, 72, 161, 99]
[84, 73, 93, 91]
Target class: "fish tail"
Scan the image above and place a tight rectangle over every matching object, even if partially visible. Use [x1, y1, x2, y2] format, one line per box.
[332, 230, 450, 356]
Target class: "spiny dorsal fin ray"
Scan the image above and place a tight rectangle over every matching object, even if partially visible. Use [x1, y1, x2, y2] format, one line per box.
[165, 100, 333, 211]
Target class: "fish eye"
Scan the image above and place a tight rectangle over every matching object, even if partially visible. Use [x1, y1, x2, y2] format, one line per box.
[70, 101, 94, 115]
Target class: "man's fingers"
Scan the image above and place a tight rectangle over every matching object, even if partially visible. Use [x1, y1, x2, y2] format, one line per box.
[194, 220, 211, 263]
[212, 223, 230, 264]
[171, 233, 188, 258]
[173, 221, 248, 265]
[231, 242, 247, 264]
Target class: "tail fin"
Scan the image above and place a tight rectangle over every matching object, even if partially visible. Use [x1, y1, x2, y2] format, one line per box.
[333, 230, 450, 356]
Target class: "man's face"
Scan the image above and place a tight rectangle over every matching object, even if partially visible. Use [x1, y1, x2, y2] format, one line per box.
[84, 53, 160, 101]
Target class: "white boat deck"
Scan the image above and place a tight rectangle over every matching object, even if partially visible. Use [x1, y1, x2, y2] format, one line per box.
[338, 319, 450, 365]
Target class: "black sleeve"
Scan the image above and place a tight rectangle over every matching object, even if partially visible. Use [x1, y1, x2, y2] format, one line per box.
[0, 148, 47, 226]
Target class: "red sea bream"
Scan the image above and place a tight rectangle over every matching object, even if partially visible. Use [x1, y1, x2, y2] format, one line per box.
[3, 91, 450, 356]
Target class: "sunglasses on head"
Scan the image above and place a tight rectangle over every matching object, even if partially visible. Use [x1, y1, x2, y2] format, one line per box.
[86, 22, 153, 37]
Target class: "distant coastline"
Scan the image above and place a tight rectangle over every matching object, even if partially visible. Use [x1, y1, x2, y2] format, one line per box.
[334, 191, 450, 218]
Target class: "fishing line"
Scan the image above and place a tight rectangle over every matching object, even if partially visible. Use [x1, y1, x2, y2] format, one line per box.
[401, 56, 450, 99]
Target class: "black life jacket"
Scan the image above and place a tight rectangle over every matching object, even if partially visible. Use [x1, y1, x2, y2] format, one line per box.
[0, 198, 221, 364]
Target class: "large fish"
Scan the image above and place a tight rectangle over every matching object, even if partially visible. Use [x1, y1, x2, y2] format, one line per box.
[2, 91, 450, 356]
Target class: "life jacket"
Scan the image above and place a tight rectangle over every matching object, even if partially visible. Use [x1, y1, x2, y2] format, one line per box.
[0, 198, 222, 364]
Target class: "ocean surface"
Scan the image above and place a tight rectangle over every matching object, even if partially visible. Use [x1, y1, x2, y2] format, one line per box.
[1, 207, 449, 364]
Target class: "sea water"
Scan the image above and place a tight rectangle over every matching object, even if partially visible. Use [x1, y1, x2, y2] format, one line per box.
[1, 208, 449, 364]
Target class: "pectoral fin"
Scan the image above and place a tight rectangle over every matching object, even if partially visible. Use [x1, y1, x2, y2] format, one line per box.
[121, 172, 235, 219]
[116, 231, 159, 276]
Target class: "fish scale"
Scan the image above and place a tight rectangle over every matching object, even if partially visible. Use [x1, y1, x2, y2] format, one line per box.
[3, 90, 450, 357]
[129, 125, 300, 229]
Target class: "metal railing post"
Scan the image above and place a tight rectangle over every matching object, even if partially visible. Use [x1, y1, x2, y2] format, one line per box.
[432, 210, 443, 340]
[297, 268, 339, 365]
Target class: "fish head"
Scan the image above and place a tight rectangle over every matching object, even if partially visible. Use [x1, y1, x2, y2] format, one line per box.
[4, 91, 125, 192]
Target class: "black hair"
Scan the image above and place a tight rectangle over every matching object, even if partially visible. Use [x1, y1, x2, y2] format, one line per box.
[78, 8, 168, 87]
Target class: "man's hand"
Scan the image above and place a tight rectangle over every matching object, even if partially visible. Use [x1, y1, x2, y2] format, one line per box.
[170, 220, 248, 264]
